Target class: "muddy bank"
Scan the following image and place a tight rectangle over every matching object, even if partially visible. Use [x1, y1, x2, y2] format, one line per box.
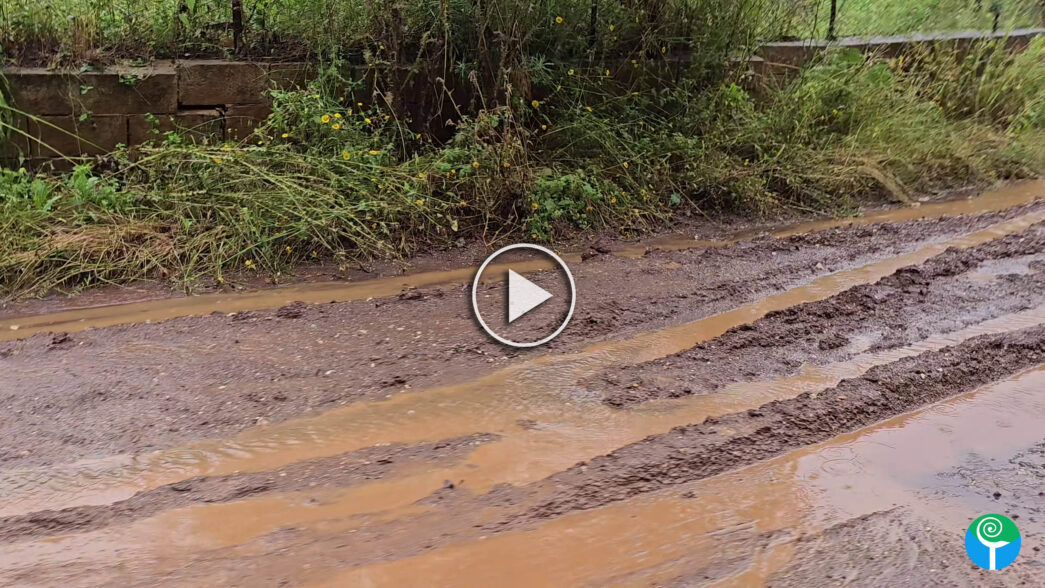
[0, 433, 495, 544]
[506, 326, 1045, 525]
[1, 209, 1035, 468]
[597, 224, 1045, 407]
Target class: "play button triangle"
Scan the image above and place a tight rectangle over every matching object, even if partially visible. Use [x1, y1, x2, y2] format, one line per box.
[507, 269, 553, 323]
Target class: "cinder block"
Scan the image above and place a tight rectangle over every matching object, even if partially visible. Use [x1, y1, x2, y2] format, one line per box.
[224, 104, 272, 141]
[3, 65, 177, 115]
[178, 60, 270, 106]
[129, 110, 223, 145]
[27, 115, 128, 157]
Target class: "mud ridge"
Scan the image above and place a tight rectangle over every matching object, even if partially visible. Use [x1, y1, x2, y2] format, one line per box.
[2, 210, 1037, 468]
[0, 433, 496, 544]
[598, 223, 1045, 407]
[506, 326, 1045, 526]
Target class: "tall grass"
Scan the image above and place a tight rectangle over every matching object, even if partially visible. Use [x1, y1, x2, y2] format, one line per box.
[3, 36, 1045, 298]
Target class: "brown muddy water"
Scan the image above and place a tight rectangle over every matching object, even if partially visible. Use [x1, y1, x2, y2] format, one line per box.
[1, 182, 1044, 586]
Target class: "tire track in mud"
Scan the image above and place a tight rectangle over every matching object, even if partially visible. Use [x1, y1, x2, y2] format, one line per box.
[597, 224, 1045, 407]
[1, 208, 1043, 519]
[4, 210, 1036, 471]
[510, 326, 1045, 525]
[6, 219, 1041, 582]
[2, 208, 1045, 583]
[0, 434, 495, 544]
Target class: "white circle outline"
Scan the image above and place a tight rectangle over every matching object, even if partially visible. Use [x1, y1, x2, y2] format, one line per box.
[471, 243, 576, 348]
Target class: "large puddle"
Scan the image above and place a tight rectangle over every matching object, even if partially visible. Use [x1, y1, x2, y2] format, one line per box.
[2, 180, 1043, 342]
[4, 356, 1041, 586]
[1, 208, 1042, 518]
[320, 365, 1045, 586]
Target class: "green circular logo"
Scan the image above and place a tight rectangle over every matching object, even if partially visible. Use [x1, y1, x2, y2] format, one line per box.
[965, 514, 1021, 570]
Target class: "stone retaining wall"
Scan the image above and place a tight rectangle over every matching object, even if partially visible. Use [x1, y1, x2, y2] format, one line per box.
[1, 61, 314, 169]
[3, 28, 1043, 169]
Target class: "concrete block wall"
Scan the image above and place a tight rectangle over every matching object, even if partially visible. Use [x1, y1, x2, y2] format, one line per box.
[754, 27, 1045, 89]
[3, 28, 1042, 168]
[1, 60, 315, 168]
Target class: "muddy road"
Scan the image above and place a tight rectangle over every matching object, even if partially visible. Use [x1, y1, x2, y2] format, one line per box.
[1, 182, 1044, 586]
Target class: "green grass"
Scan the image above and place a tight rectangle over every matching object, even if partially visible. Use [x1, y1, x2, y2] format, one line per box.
[2, 0, 1041, 66]
[3, 37, 1045, 298]
[2, 2, 1045, 298]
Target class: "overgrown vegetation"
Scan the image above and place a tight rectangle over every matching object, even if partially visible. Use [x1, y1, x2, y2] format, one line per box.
[2, 1, 1045, 298]
[1, 0, 1042, 65]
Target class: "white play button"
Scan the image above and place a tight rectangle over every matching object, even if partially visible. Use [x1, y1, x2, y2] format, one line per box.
[471, 243, 576, 348]
[507, 269, 553, 323]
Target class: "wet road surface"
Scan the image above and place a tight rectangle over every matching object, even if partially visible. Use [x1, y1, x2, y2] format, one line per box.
[1, 182, 1044, 586]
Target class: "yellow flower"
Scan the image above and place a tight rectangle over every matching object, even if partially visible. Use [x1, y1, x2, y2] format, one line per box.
[502, 161, 511, 168]
[334, 113, 342, 119]
[472, 161, 480, 168]
[212, 157, 223, 164]
[661, 46, 667, 54]
[541, 124, 547, 130]
[418, 172, 426, 179]
[244, 259, 255, 268]
[415, 199, 424, 206]
[531, 233, 538, 239]
[384, 115, 390, 121]
[622, 161, 629, 169]
[605, 69, 611, 76]
[311, 250, 318, 257]
[531, 99, 540, 108]
[567, 69, 574, 76]
[450, 169, 457, 174]
[257, 140, 264, 145]
[368, 150, 381, 155]
[416, 133, 422, 139]
[531, 202, 538, 210]
[459, 200, 468, 206]
[585, 106, 593, 112]
[281, 133, 289, 138]
[331, 123, 341, 130]
[320, 114, 331, 123]
[342, 151, 351, 160]
[555, 16, 563, 23]
[285, 246, 292, 253]
[609, 24, 615, 31]
[357, 102, 363, 107]
[364, 117, 372, 124]
[610, 197, 617, 204]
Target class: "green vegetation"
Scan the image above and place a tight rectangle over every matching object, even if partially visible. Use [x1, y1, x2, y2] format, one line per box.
[2, 1, 1045, 298]
[1, 0, 1042, 65]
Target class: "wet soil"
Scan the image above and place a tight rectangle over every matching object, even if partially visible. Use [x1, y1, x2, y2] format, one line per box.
[0, 433, 495, 544]
[595, 224, 1045, 407]
[2, 185, 1045, 586]
[511, 326, 1045, 523]
[2, 205, 1039, 469]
